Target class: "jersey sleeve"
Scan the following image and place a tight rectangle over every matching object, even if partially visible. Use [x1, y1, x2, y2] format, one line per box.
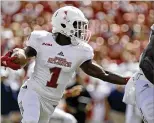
[80, 44, 94, 65]
[84, 47, 94, 61]
[26, 31, 40, 52]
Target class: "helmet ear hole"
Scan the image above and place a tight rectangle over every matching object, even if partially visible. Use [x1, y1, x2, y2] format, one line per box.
[73, 21, 77, 28]
[61, 23, 66, 28]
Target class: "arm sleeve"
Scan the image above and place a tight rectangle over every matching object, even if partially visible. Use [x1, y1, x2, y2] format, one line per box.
[26, 31, 40, 52]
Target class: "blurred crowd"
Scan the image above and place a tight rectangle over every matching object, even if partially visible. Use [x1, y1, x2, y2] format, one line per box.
[1, 1, 154, 123]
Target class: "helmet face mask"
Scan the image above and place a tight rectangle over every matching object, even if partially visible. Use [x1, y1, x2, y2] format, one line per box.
[51, 6, 91, 45]
[73, 21, 91, 43]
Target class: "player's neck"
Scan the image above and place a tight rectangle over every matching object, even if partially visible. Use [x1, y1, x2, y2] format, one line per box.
[55, 33, 71, 46]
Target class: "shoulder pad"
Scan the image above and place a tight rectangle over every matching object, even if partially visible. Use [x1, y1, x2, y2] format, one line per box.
[78, 42, 93, 52]
[31, 30, 50, 38]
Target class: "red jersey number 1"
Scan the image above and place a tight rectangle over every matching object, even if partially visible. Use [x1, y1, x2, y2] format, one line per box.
[46, 67, 61, 88]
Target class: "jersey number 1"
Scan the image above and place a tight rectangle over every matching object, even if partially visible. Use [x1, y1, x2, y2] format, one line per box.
[46, 67, 61, 88]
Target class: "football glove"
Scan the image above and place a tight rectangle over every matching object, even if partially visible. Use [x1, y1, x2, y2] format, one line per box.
[1, 50, 21, 70]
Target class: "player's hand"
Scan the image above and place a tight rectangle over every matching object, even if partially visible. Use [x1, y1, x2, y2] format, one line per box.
[1, 50, 21, 70]
[1, 50, 13, 66]
[71, 85, 83, 97]
[125, 77, 130, 83]
[64, 85, 83, 98]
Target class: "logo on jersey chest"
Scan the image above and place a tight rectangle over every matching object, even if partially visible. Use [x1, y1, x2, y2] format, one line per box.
[42, 42, 52, 46]
[47, 56, 72, 67]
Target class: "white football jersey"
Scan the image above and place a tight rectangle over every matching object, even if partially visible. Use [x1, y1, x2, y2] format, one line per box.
[25, 30, 94, 104]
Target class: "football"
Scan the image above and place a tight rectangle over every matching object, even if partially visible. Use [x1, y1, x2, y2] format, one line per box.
[11, 49, 28, 66]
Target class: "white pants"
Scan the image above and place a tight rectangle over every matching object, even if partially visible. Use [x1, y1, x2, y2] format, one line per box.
[125, 104, 142, 123]
[136, 80, 154, 123]
[18, 87, 55, 123]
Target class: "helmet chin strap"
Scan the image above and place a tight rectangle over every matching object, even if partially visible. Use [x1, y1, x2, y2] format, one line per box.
[57, 29, 80, 46]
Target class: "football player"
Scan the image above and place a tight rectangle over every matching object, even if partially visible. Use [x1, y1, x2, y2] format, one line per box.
[139, 24, 154, 85]
[25, 60, 79, 123]
[123, 24, 154, 123]
[2, 6, 129, 123]
[137, 24, 154, 123]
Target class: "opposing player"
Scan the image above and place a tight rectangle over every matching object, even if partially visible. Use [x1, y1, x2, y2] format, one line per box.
[139, 24, 154, 85]
[2, 6, 129, 123]
[123, 24, 154, 123]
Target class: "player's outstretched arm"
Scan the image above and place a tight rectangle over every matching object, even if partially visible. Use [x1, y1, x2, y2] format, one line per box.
[80, 60, 129, 85]
[139, 24, 154, 84]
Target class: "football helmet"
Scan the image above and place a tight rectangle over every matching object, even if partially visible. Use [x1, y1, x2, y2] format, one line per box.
[51, 6, 91, 45]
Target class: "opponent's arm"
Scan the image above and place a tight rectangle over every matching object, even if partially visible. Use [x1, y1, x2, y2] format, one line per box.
[139, 25, 154, 84]
[80, 60, 129, 85]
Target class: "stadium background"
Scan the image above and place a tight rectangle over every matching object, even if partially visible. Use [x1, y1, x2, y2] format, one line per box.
[1, 1, 154, 123]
